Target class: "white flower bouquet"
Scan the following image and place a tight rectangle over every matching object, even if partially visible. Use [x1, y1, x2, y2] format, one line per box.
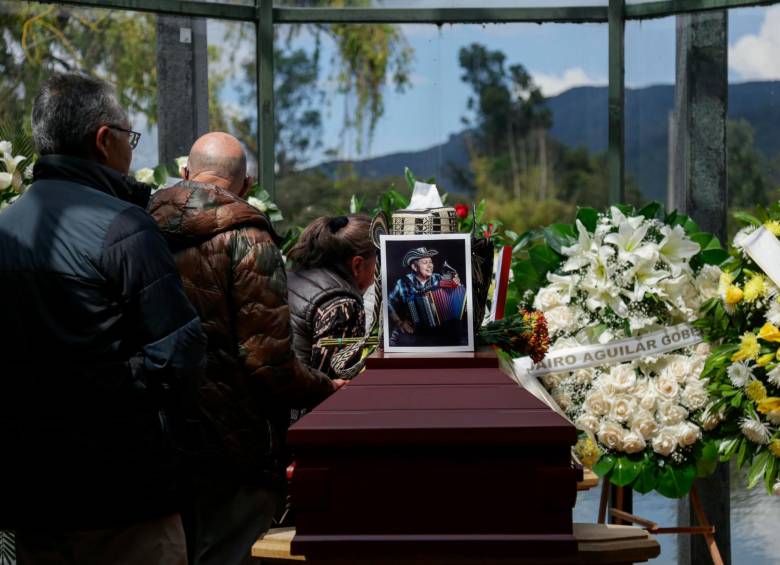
[512, 203, 727, 498]
[697, 208, 780, 496]
[0, 138, 34, 209]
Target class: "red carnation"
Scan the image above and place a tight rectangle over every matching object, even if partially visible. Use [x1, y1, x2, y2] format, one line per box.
[454, 203, 469, 219]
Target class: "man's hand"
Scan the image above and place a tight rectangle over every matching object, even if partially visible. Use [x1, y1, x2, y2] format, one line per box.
[332, 379, 349, 390]
[399, 320, 415, 334]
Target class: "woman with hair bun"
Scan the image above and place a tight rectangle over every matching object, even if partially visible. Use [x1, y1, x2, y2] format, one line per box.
[287, 214, 376, 380]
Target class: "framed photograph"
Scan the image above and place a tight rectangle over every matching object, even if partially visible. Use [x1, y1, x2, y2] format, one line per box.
[380, 234, 474, 353]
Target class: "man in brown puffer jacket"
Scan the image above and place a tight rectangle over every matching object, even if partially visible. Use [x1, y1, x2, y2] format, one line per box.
[149, 132, 343, 565]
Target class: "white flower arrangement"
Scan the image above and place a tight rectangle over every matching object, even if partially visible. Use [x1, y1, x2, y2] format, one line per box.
[516, 204, 726, 497]
[0, 139, 32, 210]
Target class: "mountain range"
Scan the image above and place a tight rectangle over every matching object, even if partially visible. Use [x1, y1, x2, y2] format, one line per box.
[313, 81, 780, 202]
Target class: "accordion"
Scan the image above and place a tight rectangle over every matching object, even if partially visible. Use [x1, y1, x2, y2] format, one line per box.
[407, 284, 467, 329]
[391, 207, 458, 235]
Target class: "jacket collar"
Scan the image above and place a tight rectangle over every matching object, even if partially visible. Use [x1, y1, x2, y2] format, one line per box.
[32, 154, 152, 209]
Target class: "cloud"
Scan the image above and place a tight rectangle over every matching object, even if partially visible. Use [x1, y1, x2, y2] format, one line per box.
[729, 6, 780, 80]
[531, 67, 606, 97]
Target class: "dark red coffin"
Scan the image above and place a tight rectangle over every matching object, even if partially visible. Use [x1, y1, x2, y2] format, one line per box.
[288, 351, 579, 561]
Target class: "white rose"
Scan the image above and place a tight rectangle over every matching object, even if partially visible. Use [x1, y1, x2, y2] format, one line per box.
[609, 396, 634, 423]
[652, 427, 678, 456]
[694, 342, 712, 357]
[631, 413, 659, 440]
[584, 390, 611, 417]
[701, 404, 725, 431]
[660, 355, 690, 384]
[0, 140, 12, 155]
[680, 383, 709, 411]
[639, 388, 658, 412]
[134, 167, 155, 184]
[657, 401, 688, 426]
[573, 368, 595, 385]
[575, 413, 600, 434]
[610, 364, 637, 391]
[546, 305, 578, 334]
[622, 431, 647, 454]
[688, 355, 706, 381]
[597, 420, 625, 451]
[656, 375, 680, 399]
[675, 422, 701, 448]
[552, 390, 573, 410]
[541, 373, 566, 390]
[533, 286, 565, 311]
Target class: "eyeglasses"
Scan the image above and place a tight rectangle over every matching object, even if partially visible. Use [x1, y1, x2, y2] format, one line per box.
[107, 125, 141, 150]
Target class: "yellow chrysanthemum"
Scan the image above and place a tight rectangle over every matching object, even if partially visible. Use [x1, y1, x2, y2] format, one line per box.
[574, 437, 601, 468]
[758, 353, 775, 367]
[732, 333, 761, 362]
[747, 380, 768, 402]
[757, 397, 780, 414]
[725, 285, 744, 305]
[765, 220, 780, 236]
[759, 323, 780, 343]
[770, 440, 780, 458]
[744, 275, 767, 303]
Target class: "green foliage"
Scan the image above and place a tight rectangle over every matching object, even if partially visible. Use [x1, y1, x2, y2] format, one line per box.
[0, 4, 158, 134]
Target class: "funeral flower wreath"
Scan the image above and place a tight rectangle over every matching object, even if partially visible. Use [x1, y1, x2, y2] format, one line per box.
[696, 207, 780, 497]
[511, 203, 727, 498]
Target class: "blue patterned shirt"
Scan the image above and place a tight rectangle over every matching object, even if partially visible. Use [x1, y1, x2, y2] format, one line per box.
[388, 272, 444, 329]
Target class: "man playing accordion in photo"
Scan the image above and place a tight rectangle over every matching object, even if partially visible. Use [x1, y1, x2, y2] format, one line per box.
[387, 246, 469, 347]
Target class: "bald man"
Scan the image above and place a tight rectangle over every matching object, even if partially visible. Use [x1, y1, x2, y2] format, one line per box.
[149, 133, 343, 565]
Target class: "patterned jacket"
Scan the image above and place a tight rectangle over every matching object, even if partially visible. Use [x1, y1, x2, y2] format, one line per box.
[150, 181, 333, 485]
[288, 268, 366, 380]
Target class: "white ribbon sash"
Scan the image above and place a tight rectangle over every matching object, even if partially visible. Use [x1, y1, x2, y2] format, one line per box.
[522, 323, 703, 378]
[741, 226, 780, 289]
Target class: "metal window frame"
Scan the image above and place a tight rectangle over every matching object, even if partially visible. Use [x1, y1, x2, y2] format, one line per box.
[31, 0, 780, 198]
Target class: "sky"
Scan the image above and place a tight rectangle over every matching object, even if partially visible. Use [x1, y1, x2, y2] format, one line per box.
[134, 4, 778, 171]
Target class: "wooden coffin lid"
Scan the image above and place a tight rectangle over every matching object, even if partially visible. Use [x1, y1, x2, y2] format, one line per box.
[288, 354, 576, 448]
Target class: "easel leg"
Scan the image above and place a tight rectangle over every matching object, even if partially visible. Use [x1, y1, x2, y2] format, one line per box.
[690, 486, 724, 565]
[598, 479, 609, 524]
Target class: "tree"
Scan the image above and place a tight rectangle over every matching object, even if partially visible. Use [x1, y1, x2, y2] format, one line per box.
[728, 118, 776, 210]
[0, 4, 157, 133]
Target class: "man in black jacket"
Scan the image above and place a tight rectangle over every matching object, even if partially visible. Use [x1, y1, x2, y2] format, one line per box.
[0, 73, 206, 564]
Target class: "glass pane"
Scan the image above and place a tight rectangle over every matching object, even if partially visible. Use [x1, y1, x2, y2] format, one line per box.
[275, 1, 607, 8]
[272, 21, 609, 235]
[0, 1, 258, 181]
[624, 16, 675, 207]
[0, 1, 160, 172]
[727, 4, 780, 237]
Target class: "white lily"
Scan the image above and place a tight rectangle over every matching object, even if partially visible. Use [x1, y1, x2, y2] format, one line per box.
[0, 172, 12, 190]
[628, 257, 670, 301]
[561, 220, 597, 271]
[581, 246, 628, 317]
[658, 225, 699, 276]
[604, 218, 652, 264]
[609, 206, 646, 231]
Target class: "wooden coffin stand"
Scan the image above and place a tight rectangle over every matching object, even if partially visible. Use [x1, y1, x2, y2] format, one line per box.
[280, 351, 659, 564]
